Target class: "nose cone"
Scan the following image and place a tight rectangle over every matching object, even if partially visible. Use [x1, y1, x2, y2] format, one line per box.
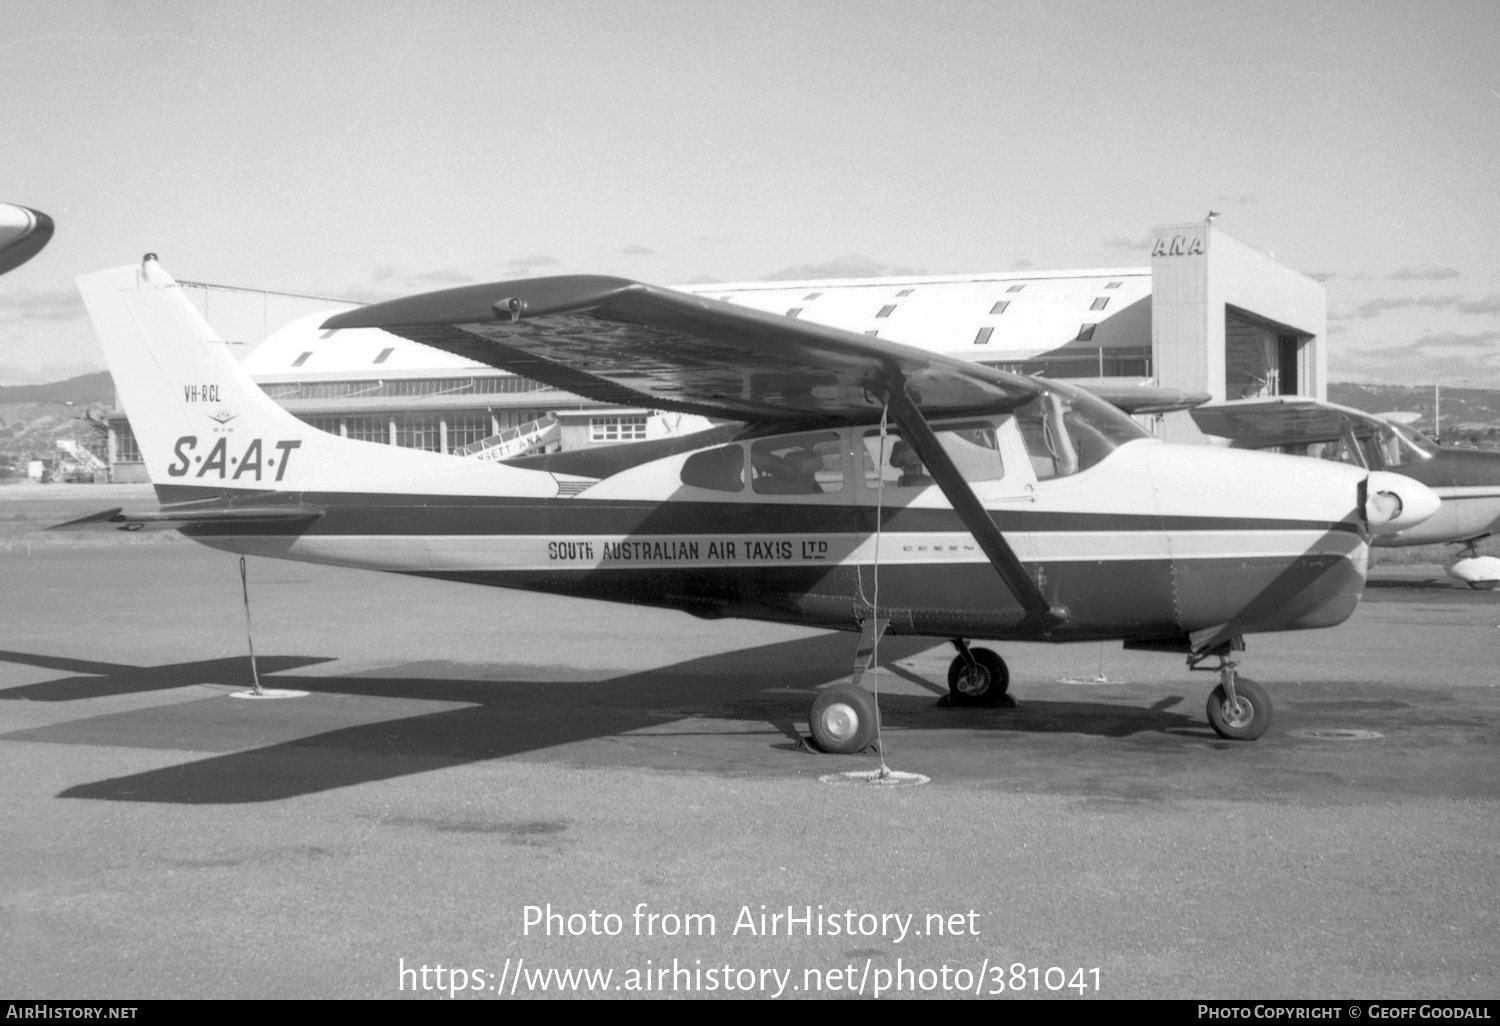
[1364, 471, 1442, 534]
[0, 204, 53, 275]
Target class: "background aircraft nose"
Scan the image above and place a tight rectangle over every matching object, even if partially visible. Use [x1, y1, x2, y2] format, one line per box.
[0, 204, 54, 275]
[1364, 471, 1441, 534]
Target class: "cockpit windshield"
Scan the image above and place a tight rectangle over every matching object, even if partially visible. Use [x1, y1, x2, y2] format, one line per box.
[1376, 421, 1439, 467]
[1015, 382, 1150, 479]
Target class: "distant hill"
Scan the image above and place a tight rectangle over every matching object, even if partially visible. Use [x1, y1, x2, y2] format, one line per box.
[1327, 382, 1500, 435]
[0, 371, 115, 406]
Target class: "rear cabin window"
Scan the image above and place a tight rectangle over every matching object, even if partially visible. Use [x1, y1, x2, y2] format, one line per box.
[750, 433, 844, 495]
[861, 423, 1004, 490]
[679, 445, 745, 492]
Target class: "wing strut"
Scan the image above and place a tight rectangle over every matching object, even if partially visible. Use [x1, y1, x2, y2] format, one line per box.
[885, 381, 1069, 628]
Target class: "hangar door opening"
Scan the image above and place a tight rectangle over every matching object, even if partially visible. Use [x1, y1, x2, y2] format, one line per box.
[1224, 306, 1309, 400]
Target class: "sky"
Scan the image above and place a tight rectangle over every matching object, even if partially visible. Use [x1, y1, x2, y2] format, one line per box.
[2, 0, 1498, 386]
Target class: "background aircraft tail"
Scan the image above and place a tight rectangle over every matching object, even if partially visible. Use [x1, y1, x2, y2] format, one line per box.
[76, 257, 554, 498]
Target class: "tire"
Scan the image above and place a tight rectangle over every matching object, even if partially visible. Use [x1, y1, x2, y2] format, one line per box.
[1467, 580, 1499, 591]
[946, 648, 1010, 707]
[808, 685, 878, 754]
[1206, 676, 1272, 741]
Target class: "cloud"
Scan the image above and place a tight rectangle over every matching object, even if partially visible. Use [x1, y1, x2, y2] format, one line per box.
[1457, 294, 1500, 314]
[0, 360, 107, 387]
[338, 286, 407, 305]
[1388, 264, 1460, 281]
[1330, 330, 1500, 386]
[1101, 235, 1153, 252]
[619, 244, 656, 257]
[698, 235, 735, 246]
[678, 274, 721, 285]
[761, 254, 926, 281]
[1307, 271, 1337, 282]
[0, 287, 86, 323]
[406, 268, 475, 285]
[1010, 259, 1034, 270]
[503, 254, 560, 272]
[370, 265, 401, 282]
[1331, 292, 1500, 320]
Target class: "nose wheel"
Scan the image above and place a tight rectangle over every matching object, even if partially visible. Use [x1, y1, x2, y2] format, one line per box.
[947, 640, 1010, 707]
[1192, 644, 1272, 741]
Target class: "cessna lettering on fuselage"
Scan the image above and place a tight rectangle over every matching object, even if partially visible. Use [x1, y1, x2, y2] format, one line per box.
[166, 435, 301, 481]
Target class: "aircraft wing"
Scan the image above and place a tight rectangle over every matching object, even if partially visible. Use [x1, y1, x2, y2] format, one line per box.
[50, 504, 325, 533]
[1067, 378, 1211, 415]
[321, 275, 1046, 423]
[1190, 396, 1385, 447]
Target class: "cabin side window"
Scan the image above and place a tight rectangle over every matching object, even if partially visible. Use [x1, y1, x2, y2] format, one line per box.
[860, 423, 1005, 490]
[1015, 388, 1143, 478]
[750, 433, 844, 495]
[679, 445, 745, 492]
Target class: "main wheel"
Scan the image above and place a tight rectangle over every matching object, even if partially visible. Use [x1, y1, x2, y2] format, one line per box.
[946, 648, 1010, 707]
[1206, 677, 1272, 740]
[809, 685, 878, 754]
[1467, 580, 1499, 591]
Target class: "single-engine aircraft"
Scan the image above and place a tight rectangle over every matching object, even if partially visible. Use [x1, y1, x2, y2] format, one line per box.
[0, 204, 53, 275]
[1192, 397, 1500, 590]
[59, 257, 1442, 751]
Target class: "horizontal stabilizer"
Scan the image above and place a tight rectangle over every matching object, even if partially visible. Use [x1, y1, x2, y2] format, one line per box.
[50, 504, 324, 533]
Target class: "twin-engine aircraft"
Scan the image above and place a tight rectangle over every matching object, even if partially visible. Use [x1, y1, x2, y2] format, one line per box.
[1192, 398, 1500, 590]
[61, 258, 1441, 752]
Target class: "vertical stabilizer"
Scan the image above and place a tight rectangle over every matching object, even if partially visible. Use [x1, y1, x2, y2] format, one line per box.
[77, 258, 554, 497]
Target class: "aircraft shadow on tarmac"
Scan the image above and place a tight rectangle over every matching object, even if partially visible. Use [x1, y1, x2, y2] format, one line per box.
[0, 635, 1204, 805]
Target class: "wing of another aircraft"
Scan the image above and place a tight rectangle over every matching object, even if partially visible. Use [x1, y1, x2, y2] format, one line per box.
[321, 276, 1047, 424]
[1067, 378, 1211, 415]
[1190, 396, 1391, 448]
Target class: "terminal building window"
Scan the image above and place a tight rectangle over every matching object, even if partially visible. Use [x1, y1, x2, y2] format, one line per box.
[298, 415, 343, 436]
[396, 414, 442, 452]
[446, 411, 493, 452]
[590, 415, 647, 443]
[345, 416, 389, 444]
[260, 375, 549, 402]
[113, 422, 142, 463]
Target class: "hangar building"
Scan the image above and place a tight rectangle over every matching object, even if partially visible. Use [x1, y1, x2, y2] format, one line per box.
[104, 220, 1325, 480]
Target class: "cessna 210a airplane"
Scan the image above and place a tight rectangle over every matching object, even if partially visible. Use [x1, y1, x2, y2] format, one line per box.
[1192, 397, 1500, 590]
[60, 256, 1442, 752]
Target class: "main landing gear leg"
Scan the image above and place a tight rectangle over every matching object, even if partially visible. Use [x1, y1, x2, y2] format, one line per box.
[1191, 640, 1271, 741]
[946, 639, 1012, 707]
[807, 618, 887, 754]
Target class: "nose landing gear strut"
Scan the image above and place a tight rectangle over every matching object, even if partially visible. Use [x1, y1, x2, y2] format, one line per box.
[1190, 639, 1272, 741]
